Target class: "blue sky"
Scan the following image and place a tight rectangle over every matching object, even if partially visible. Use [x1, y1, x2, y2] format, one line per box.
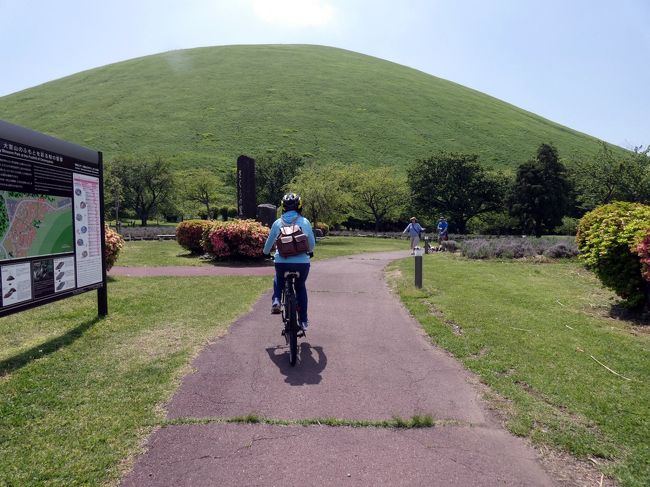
[1, 0, 648, 149]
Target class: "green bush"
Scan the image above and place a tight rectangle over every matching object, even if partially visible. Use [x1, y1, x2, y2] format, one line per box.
[555, 216, 578, 236]
[175, 220, 213, 254]
[218, 206, 238, 221]
[576, 202, 650, 309]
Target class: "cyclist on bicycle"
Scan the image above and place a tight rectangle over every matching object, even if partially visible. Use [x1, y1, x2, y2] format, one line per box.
[263, 193, 316, 331]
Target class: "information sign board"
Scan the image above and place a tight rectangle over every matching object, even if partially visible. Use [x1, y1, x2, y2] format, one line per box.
[0, 120, 107, 318]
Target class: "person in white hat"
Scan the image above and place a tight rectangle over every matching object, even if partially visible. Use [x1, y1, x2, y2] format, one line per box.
[402, 217, 425, 255]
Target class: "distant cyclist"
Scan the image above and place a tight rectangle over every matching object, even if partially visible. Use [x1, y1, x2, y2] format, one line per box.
[263, 193, 316, 331]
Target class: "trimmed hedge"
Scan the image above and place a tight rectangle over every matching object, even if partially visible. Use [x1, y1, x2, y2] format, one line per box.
[104, 225, 124, 271]
[176, 219, 213, 254]
[576, 202, 650, 309]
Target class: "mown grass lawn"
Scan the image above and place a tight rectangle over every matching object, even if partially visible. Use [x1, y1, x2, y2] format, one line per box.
[116, 239, 206, 267]
[0, 276, 269, 486]
[115, 236, 407, 267]
[390, 254, 650, 487]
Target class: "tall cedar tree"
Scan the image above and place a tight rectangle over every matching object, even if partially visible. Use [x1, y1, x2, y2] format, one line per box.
[509, 144, 571, 237]
[407, 153, 505, 233]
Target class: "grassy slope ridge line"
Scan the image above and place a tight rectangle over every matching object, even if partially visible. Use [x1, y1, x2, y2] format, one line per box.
[0, 45, 614, 174]
[390, 255, 649, 487]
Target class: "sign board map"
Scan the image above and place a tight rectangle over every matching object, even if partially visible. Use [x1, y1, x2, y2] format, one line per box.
[0, 120, 106, 317]
[0, 191, 73, 260]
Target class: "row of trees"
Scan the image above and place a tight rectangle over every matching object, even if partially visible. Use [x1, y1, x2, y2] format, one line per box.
[407, 143, 650, 236]
[105, 157, 230, 226]
[104, 143, 650, 235]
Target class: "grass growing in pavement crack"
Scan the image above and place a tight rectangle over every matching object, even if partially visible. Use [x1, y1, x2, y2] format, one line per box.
[162, 414, 465, 429]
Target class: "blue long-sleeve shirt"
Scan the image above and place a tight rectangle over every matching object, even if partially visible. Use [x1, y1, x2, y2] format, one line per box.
[403, 222, 424, 237]
[263, 210, 316, 263]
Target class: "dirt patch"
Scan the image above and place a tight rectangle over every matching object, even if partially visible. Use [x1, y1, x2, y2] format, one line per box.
[476, 381, 619, 487]
[445, 319, 463, 335]
[468, 346, 490, 360]
[495, 368, 516, 378]
[535, 445, 619, 487]
[421, 298, 463, 335]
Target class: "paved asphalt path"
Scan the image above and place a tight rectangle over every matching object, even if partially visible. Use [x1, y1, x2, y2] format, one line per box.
[121, 252, 556, 486]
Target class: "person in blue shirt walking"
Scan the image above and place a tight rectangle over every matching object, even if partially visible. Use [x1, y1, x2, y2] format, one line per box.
[437, 217, 449, 242]
[402, 217, 425, 255]
[263, 193, 316, 331]
[436, 217, 449, 251]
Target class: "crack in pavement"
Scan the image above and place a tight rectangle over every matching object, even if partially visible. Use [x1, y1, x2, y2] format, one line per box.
[234, 433, 303, 454]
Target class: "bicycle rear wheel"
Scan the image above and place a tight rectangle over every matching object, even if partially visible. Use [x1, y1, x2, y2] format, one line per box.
[287, 293, 298, 366]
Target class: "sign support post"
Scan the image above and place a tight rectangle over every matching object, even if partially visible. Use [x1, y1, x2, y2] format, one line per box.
[97, 151, 108, 317]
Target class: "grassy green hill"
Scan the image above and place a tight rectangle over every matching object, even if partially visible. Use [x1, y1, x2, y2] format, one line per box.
[0, 44, 616, 175]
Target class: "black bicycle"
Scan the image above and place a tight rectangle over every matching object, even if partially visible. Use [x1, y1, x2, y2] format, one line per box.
[281, 271, 304, 366]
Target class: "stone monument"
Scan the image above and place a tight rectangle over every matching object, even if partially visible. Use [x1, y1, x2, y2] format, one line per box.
[257, 204, 277, 227]
[236, 155, 256, 219]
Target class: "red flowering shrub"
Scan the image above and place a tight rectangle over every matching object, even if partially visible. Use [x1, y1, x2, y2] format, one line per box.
[637, 230, 650, 282]
[104, 224, 124, 271]
[205, 219, 269, 260]
[176, 220, 213, 254]
[200, 220, 224, 254]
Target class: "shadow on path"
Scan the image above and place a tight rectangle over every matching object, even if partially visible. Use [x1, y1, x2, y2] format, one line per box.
[0, 316, 101, 377]
[265, 342, 327, 386]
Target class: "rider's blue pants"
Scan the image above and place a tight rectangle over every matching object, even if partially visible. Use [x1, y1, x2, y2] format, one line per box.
[273, 262, 310, 323]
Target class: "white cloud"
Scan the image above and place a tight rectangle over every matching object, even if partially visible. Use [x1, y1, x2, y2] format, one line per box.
[252, 0, 335, 27]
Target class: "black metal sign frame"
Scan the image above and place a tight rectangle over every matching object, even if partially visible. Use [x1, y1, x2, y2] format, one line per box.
[0, 120, 107, 318]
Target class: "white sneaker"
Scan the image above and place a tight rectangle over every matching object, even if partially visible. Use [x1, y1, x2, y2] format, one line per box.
[300, 321, 309, 331]
[271, 299, 281, 314]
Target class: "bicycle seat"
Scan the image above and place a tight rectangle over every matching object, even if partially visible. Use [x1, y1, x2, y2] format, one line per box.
[284, 271, 300, 278]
